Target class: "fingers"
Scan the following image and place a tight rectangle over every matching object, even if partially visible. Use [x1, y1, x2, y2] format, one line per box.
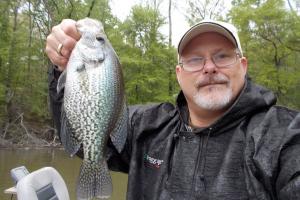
[45, 35, 68, 70]
[45, 19, 81, 70]
[61, 19, 81, 41]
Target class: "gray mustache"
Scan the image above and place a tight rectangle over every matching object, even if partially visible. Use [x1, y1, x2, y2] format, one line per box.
[195, 75, 229, 88]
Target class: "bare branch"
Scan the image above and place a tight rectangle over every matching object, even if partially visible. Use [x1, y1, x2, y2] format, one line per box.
[68, 0, 74, 18]
[210, 0, 222, 19]
[287, 0, 295, 11]
[87, 0, 96, 17]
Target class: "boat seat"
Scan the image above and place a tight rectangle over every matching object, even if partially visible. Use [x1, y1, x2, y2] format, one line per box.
[16, 167, 70, 200]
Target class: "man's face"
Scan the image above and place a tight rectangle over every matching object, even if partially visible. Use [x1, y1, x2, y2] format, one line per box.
[176, 32, 248, 112]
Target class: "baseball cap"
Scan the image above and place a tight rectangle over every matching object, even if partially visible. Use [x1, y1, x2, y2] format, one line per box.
[177, 19, 243, 56]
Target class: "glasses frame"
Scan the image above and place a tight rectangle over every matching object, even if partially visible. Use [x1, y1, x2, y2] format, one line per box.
[179, 49, 242, 72]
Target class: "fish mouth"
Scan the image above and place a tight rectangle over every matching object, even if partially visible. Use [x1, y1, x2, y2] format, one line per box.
[98, 52, 105, 62]
[90, 54, 105, 63]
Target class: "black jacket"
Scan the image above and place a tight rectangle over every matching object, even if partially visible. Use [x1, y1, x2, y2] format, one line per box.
[49, 68, 300, 200]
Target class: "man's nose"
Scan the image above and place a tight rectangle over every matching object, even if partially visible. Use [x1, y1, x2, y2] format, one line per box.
[202, 58, 217, 74]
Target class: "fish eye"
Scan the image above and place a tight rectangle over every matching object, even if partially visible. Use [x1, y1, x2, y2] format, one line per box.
[96, 36, 105, 43]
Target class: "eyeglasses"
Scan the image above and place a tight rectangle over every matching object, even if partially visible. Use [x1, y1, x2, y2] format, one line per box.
[179, 50, 241, 72]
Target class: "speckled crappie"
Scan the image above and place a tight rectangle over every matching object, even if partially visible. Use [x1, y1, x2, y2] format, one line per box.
[57, 18, 127, 200]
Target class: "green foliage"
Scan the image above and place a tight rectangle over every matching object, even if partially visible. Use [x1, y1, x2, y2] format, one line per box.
[119, 5, 178, 104]
[0, 0, 179, 133]
[122, 5, 166, 50]
[0, 0, 299, 136]
[229, 0, 300, 109]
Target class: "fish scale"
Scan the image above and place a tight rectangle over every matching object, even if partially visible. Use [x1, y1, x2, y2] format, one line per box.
[57, 18, 128, 200]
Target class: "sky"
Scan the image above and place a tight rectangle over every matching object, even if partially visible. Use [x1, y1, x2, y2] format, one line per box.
[110, 0, 190, 47]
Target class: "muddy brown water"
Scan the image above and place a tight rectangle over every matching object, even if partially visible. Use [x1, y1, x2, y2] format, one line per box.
[0, 148, 128, 200]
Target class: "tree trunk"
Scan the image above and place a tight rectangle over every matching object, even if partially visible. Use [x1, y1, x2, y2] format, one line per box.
[87, 0, 96, 17]
[168, 0, 172, 48]
[287, 0, 294, 11]
[168, 0, 173, 96]
[27, 0, 33, 92]
[5, 4, 19, 122]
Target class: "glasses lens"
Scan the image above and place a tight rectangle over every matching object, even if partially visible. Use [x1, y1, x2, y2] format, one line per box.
[180, 50, 238, 72]
[213, 51, 237, 67]
[181, 57, 204, 72]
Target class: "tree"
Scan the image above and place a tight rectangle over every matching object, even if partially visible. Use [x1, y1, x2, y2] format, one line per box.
[120, 4, 178, 104]
[229, 0, 300, 109]
[168, 0, 172, 48]
[185, 0, 226, 24]
[0, 1, 11, 121]
[0, 0, 123, 141]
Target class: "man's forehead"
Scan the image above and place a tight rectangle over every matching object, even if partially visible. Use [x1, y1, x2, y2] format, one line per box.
[189, 32, 234, 45]
[181, 32, 236, 55]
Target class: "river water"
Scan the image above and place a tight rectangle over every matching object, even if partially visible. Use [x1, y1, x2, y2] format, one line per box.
[0, 148, 128, 200]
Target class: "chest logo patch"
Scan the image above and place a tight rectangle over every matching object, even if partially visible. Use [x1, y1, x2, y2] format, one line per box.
[144, 154, 164, 169]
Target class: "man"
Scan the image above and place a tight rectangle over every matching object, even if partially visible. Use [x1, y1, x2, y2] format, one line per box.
[46, 19, 300, 199]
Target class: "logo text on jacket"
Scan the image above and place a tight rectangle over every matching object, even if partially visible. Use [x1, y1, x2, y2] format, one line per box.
[144, 154, 164, 169]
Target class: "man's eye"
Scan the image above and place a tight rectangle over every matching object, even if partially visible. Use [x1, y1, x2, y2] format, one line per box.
[187, 57, 203, 64]
[214, 53, 231, 60]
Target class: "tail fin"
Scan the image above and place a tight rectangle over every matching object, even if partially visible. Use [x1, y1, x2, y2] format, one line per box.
[77, 160, 112, 200]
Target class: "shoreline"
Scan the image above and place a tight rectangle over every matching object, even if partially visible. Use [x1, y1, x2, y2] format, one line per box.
[0, 140, 62, 149]
[0, 135, 61, 149]
[0, 145, 63, 150]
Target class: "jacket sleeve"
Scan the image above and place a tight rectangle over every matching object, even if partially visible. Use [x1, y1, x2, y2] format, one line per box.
[48, 66, 63, 138]
[48, 66, 132, 173]
[276, 113, 300, 199]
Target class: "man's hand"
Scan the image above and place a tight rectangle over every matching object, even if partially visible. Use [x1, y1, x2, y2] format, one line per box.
[45, 19, 81, 71]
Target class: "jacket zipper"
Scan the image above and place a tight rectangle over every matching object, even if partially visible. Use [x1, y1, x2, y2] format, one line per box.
[190, 127, 213, 198]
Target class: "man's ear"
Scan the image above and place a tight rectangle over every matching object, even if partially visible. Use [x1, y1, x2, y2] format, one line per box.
[176, 65, 181, 85]
[240, 57, 248, 74]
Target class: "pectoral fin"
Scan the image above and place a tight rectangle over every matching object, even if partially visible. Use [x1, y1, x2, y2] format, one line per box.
[110, 102, 128, 153]
[60, 106, 81, 156]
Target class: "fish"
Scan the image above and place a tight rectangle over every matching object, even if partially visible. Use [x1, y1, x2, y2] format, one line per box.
[57, 18, 128, 200]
